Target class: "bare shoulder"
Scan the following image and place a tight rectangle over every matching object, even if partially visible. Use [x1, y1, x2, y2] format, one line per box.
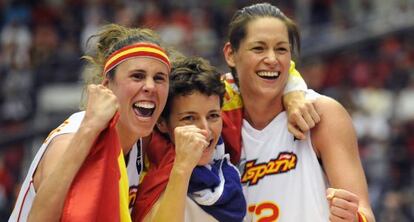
[314, 96, 348, 114]
[34, 133, 75, 190]
[311, 95, 357, 155]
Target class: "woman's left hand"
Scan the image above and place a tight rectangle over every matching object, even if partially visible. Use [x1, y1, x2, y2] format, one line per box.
[327, 188, 360, 222]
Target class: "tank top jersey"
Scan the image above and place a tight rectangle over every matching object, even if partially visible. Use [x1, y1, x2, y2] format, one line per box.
[9, 111, 143, 222]
[180, 196, 217, 222]
[240, 90, 330, 222]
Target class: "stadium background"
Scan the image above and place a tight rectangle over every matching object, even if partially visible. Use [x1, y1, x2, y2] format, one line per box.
[1, 0, 414, 221]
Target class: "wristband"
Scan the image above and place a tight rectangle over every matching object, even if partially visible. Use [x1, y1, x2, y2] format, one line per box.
[357, 211, 368, 222]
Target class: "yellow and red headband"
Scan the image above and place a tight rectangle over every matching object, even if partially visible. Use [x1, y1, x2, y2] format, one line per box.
[103, 43, 170, 76]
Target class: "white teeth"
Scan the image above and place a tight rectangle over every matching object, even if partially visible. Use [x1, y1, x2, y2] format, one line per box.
[257, 71, 280, 77]
[134, 101, 155, 109]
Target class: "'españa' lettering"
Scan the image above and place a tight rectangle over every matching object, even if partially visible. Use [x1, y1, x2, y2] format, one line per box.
[241, 152, 297, 186]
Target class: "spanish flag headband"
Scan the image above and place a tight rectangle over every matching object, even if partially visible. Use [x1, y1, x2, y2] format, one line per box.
[103, 42, 170, 76]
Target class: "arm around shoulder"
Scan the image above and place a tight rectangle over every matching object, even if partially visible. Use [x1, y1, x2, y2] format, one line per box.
[311, 96, 375, 222]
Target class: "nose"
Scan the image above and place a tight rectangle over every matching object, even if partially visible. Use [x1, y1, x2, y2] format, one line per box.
[197, 118, 211, 137]
[264, 50, 278, 65]
[143, 77, 155, 93]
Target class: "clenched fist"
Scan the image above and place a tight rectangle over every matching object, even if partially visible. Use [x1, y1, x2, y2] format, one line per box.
[83, 84, 119, 132]
[173, 125, 209, 173]
[327, 188, 360, 222]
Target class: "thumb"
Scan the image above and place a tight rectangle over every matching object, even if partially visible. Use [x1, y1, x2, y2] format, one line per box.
[326, 188, 336, 200]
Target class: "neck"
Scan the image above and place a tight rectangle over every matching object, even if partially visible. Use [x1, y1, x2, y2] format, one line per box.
[116, 124, 139, 154]
[242, 95, 283, 130]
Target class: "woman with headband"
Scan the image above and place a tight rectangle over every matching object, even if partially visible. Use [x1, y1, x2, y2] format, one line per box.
[9, 24, 171, 222]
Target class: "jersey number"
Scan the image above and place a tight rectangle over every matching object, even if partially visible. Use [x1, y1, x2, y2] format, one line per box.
[248, 202, 280, 222]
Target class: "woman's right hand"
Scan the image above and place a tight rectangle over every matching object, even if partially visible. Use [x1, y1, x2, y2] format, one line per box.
[284, 91, 320, 139]
[173, 125, 209, 173]
[83, 84, 119, 132]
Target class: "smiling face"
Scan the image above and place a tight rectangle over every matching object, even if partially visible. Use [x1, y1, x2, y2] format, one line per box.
[224, 17, 291, 104]
[162, 91, 222, 166]
[107, 56, 169, 140]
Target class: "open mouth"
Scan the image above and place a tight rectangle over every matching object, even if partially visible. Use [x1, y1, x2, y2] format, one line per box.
[257, 71, 280, 80]
[133, 101, 155, 117]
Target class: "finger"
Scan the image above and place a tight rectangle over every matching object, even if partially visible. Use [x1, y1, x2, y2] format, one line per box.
[327, 188, 336, 200]
[184, 127, 210, 139]
[176, 126, 200, 136]
[199, 129, 209, 137]
[181, 125, 205, 133]
[287, 123, 305, 140]
[331, 197, 358, 213]
[292, 115, 310, 133]
[307, 102, 321, 123]
[329, 213, 348, 222]
[301, 110, 315, 129]
[181, 130, 208, 145]
[188, 137, 209, 152]
[191, 132, 208, 143]
[330, 189, 359, 204]
[330, 204, 355, 221]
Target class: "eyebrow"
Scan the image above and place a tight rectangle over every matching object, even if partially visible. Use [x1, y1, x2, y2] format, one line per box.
[177, 109, 221, 115]
[129, 69, 168, 76]
[156, 71, 168, 76]
[248, 40, 290, 46]
[177, 111, 197, 116]
[129, 69, 146, 73]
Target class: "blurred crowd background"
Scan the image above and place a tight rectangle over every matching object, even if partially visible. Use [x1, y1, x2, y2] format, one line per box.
[1, 0, 414, 221]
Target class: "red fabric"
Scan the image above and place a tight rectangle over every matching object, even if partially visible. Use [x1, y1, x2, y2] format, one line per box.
[61, 113, 122, 222]
[132, 131, 175, 222]
[221, 108, 243, 165]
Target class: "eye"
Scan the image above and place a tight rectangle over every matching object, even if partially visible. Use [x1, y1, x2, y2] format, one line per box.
[207, 112, 221, 121]
[276, 47, 289, 54]
[251, 46, 264, 53]
[131, 72, 145, 80]
[180, 115, 195, 123]
[154, 73, 167, 83]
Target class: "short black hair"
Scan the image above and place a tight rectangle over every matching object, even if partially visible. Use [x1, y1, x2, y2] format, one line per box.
[161, 57, 225, 120]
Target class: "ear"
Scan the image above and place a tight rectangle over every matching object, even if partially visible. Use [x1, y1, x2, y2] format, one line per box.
[223, 42, 236, 68]
[156, 118, 169, 134]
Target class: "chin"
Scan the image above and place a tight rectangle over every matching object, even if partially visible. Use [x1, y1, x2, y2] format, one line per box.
[197, 151, 215, 166]
[197, 160, 211, 166]
[134, 126, 154, 138]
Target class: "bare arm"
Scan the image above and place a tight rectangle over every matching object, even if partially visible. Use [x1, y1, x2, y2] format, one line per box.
[311, 97, 375, 222]
[144, 168, 192, 222]
[28, 84, 119, 222]
[283, 61, 320, 139]
[144, 125, 208, 222]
